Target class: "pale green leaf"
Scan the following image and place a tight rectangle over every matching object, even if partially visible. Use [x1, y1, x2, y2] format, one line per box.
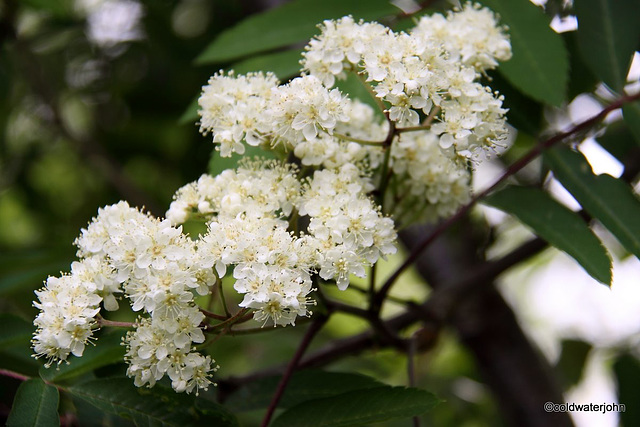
[208, 145, 278, 178]
[7, 378, 60, 427]
[545, 147, 640, 259]
[272, 386, 440, 427]
[480, 0, 569, 106]
[574, 0, 640, 92]
[484, 186, 612, 284]
[195, 0, 398, 64]
[231, 49, 303, 79]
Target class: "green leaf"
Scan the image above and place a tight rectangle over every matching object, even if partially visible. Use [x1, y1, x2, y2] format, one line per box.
[614, 354, 640, 427]
[7, 378, 60, 427]
[574, 0, 640, 92]
[67, 377, 238, 427]
[18, 0, 74, 18]
[39, 331, 126, 382]
[487, 71, 543, 136]
[195, 0, 398, 64]
[544, 146, 640, 259]
[563, 32, 599, 100]
[225, 369, 383, 412]
[178, 97, 199, 126]
[555, 340, 592, 389]
[208, 145, 277, 177]
[272, 386, 440, 427]
[480, 0, 569, 106]
[232, 49, 303, 79]
[596, 119, 640, 163]
[334, 73, 384, 117]
[0, 316, 39, 377]
[623, 101, 640, 144]
[0, 314, 33, 348]
[0, 249, 72, 296]
[484, 186, 612, 284]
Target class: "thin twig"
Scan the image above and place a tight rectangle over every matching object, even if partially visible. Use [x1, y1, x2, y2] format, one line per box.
[221, 236, 549, 388]
[0, 369, 30, 382]
[260, 317, 327, 427]
[355, 70, 388, 115]
[204, 308, 251, 332]
[396, 124, 432, 134]
[96, 316, 136, 328]
[200, 308, 227, 321]
[218, 279, 231, 318]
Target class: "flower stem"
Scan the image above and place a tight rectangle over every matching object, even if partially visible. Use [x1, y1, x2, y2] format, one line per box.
[396, 124, 432, 134]
[0, 369, 30, 382]
[96, 316, 135, 328]
[218, 279, 231, 318]
[200, 308, 227, 321]
[354, 69, 388, 115]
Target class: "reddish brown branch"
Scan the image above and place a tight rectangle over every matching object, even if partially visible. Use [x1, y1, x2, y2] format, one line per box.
[373, 92, 640, 310]
[260, 317, 327, 427]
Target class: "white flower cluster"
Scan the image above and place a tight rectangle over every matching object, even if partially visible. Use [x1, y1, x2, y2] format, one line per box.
[32, 261, 112, 366]
[299, 164, 397, 290]
[198, 71, 279, 157]
[198, 72, 351, 157]
[168, 159, 397, 323]
[34, 202, 216, 393]
[301, 3, 511, 159]
[411, 3, 512, 72]
[389, 132, 472, 224]
[293, 99, 388, 169]
[33, 5, 511, 395]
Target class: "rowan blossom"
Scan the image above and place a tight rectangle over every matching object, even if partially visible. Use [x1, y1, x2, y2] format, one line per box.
[33, 5, 512, 396]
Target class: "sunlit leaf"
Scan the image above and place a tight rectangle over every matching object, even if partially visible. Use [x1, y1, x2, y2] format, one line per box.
[480, 0, 569, 106]
[545, 147, 640, 259]
[195, 0, 398, 64]
[484, 186, 612, 285]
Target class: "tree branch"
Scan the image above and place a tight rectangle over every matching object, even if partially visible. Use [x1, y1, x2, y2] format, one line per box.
[219, 236, 549, 393]
[260, 317, 327, 427]
[374, 92, 640, 309]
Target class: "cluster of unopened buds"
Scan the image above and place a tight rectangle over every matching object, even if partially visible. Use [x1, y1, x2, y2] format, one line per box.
[32, 3, 512, 394]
